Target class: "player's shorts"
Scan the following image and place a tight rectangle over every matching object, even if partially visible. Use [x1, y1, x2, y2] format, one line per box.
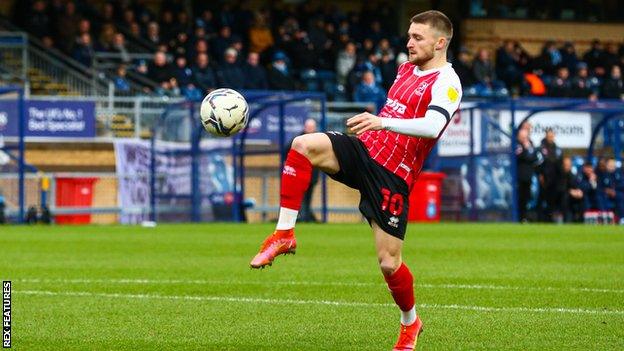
[324, 131, 409, 240]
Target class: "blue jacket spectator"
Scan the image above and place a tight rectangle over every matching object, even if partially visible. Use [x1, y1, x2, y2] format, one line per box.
[72, 33, 95, 67]
[353, 71, 386, 113]
[173, 56, 194, 87]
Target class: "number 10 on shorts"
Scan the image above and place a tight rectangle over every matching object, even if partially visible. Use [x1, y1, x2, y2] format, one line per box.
[381, 188, 404, 216]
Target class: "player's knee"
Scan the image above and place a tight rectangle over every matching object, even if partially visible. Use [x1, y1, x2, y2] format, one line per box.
[291, 135, 309, 155]
[378, 254, 400, 276]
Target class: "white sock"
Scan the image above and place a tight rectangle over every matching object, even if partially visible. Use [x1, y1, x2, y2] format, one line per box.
[276, 207, 298, 230]
[401, 306, 417, 326]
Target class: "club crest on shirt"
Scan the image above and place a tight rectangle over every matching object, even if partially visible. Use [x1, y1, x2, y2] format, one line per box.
[415, 82, 429, 96]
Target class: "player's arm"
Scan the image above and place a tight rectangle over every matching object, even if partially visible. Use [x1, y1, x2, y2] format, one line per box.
[347, 78, 462, 138]
[347, 110, 447, 138]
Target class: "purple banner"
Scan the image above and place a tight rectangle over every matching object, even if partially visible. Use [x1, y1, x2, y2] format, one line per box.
[0, 99, 95, 138]
[244, 104, 309, 144]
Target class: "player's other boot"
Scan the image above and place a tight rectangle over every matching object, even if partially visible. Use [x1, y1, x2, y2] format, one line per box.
[250, 229, 296, 268]
[392, 316, 423, 351]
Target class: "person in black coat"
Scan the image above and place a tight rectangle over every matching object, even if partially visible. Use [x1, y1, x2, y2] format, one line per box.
[191, 53, 217, 93]
[561, 157, 584, 223]
[601, 65, 624, 100]
[268, 51, 296, 90]
[242, 52, 269, 90]
[515, 126, 542, 222]
[538, 128, 564, 222]
[216, 48, 245, 89]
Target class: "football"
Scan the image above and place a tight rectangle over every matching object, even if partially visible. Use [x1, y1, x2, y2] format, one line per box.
[200, 88, 249, 137]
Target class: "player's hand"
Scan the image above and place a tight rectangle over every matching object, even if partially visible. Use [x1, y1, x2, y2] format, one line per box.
[346, 112, 383, 135]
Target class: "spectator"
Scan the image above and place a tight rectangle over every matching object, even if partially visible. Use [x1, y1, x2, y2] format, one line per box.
[336, 42, 357, 86]
[596, 158, 616, 212]
[169, 32, 191, 59]
[515, 126, 541, 222]
[602, 43, 620, 72]
[192, 53, 217, 93]
[72, 32, 95, 67]
[216, 48, 245, 89]
[601, 65, 624, 100]
[562, 157, 584, 223]
[147, 51, 174, 84]
[55, 1, 81, 53]
[98, 23, 117, 52]
[583, 39, 605, 73]
[579, 162, 599, 211]
[189, 39, 209, 62]
[538, 128, 564, 222]
[25, 1, 51, 39]
[353, 70, 386, 113]
[268, 51, 296, 90]
[243, 52, 269, 90]
[379, 51, 397, 92]
[548, 66, 572, 97]
[570, 62, 598, 99]
[613, 160, 624, 224]
[289, 29, 317, 71]
[248, 12, 274, 55]
[473, 48, 504, 95]
[536, 41, 562, 76]
[495, 41, 522, 92]
[145, 21, 161, 46]
[111, 33, 131, 64]
[560, 42, 579, 75]
[454, 48, 477, 89]
[159, 10, 177, 44]
[212, 26, 234, 64]
[113, 64, 131, 93]
[173, 55, 194, 87]
[196, 10, 218, 39]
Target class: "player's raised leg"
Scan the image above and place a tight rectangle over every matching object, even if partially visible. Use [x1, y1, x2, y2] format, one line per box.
[250, 133, 339, 268]
[372, 221, 422, 350]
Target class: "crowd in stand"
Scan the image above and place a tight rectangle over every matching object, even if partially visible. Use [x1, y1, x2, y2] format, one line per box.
[10, 1, 624, 104]
[456, 40, 624, 100]
[516, 122, 624, 224]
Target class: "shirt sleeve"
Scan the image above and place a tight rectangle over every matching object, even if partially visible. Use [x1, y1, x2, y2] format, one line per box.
[427, 73, 462, 123]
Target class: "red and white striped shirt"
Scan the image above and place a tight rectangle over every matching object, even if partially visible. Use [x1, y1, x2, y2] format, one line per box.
[358, 62, 462, 187]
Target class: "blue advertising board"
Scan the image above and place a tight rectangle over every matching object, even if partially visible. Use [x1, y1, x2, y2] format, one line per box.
[0, 99, 95, 138]
[244, 104, 308, 144]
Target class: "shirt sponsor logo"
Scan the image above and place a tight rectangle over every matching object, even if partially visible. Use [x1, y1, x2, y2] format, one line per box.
[385, 98, 407, 114]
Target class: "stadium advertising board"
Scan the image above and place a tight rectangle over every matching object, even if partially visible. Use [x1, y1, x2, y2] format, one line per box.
[439, 106, 592, 156]
[244, 104, 308, 144]
[0, 99, 95, 138]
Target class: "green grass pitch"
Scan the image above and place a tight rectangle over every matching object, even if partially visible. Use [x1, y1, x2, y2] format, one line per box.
[1, 223, 623, 350]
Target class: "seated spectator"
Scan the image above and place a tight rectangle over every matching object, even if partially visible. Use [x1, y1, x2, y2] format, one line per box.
[583, 39, 606, 76]
[523, 70, 546, 96]
[570, 62, 599, 100]
[353, 70, 386, 112]
[173, 55, 194, 87]
[147, 51, 174, 84]
[547, 66, 572, 97]
[473, 48, 505, 96]
[25, 1, 51, 40]
[562, 156, 584, 222]
[454, 48, 477, 89]
[216, 48, 245, 89]
[191, 53, 217, 93]
[596, 158, 616, 212]
[579, 162, 599, 211]
[560, 42, 579, 75]
[98, 23, 117, 52]
[110, 33, 130, 64]
[268, 51, 296, 90]
[601, 65, 624, 100]
[145, 22, 161, 47]
[113, 64, 131, 93]
[336, 42, 357, 86]
[243, 52, 269, 90]
[212, 26, 234, 64]
[55, 1, 81, 53]
[379, 51, 397, 92]
[495, 41, 522, 91]
[72, 33, 95, 67]
[536, 41, 562, 77]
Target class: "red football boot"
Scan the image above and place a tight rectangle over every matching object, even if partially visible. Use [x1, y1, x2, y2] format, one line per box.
[392, 316, 423, 351]
[250, 229, 297, 268]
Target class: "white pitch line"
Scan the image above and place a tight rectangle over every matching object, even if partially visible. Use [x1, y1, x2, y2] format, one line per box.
[16, 289, 624, 316]
[16, 278, 624, 294]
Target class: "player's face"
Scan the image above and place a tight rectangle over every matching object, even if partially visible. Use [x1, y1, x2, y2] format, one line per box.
[406, 23, 438, 65]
